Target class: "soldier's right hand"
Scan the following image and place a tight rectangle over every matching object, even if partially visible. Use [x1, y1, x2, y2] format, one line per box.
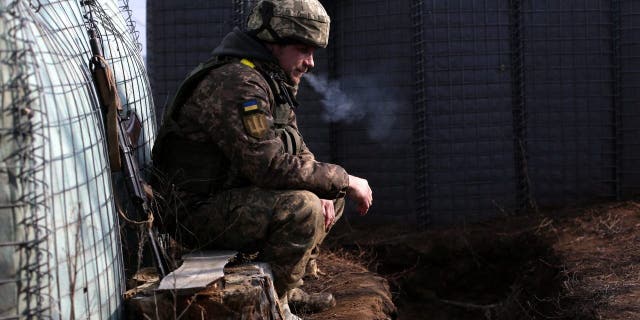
[347, 175, 373, 215]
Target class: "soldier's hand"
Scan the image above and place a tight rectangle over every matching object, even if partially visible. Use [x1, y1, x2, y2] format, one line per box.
[320, 199, 335, 230]
[347, 175, 373, 215]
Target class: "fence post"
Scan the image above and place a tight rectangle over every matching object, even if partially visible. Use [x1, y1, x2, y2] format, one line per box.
[611, 0, 622, 201]
[411, 0, 429, 229]
[509, 0, 536, 213]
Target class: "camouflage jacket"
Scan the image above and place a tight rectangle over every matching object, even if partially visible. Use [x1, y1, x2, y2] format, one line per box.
[152, 29, 349, 203]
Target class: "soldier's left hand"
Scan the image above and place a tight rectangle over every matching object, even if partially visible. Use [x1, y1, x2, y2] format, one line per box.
[346, 175, 373, 215]
[320, 199, 335, 230]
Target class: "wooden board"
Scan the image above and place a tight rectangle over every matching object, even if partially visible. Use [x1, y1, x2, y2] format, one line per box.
[156, 250, 237, 293]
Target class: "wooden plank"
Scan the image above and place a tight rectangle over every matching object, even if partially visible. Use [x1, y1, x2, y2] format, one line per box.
[157, 250, 236, 293]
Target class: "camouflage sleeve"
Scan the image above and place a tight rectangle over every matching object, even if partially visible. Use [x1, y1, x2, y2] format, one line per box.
[298, 140, 315, 161]
[188, 62, 348, 199]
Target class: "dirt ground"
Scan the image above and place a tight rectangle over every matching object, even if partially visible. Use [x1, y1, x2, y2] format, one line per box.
[298, 252, 396, 320]
[304, 201, 640, 320]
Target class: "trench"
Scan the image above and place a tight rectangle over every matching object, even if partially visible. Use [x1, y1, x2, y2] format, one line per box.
[344, 229, 596, 320]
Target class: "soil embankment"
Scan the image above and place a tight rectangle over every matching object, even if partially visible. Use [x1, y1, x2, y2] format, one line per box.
[314, 201, 640, 320]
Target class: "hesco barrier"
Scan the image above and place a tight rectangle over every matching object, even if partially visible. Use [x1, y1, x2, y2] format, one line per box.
[147, 1, 237, 119]
[0, 0, 154, 318]
[148, 0, 640, 227]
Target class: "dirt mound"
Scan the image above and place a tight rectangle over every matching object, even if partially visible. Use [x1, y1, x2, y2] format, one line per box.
[125, 201, 640, 319]
[298, 251, 397, 320]
[343, 223, 570, 319]
[553, 202, 640, 320]
[316, 201, 640, 320]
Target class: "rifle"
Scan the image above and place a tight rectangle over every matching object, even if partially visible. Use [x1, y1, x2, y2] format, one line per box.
[83, 2, 169, 278]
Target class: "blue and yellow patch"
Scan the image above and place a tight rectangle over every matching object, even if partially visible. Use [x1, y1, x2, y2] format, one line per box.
[243, 100, 259, 112]
[241, 100, 268, 139]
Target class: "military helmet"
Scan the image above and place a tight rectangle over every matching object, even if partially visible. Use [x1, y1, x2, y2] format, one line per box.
[247, 0, 331, 48]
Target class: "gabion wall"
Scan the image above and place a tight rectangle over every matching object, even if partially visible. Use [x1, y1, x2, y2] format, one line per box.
[148, 0, 640, 226]
[1, 0, 154, 318]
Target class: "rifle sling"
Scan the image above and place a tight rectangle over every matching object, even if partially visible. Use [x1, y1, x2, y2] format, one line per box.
[92, 56, 122, 172]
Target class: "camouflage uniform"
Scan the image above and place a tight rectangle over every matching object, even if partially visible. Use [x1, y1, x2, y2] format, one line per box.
[152, 28, 347, 295]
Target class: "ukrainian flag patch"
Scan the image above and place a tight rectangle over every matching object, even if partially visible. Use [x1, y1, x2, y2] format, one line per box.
[241, 100, 269, 139]
[243, 100, 259, 112]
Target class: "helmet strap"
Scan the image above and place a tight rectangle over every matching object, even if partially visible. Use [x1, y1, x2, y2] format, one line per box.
[249, 1, 282, 43]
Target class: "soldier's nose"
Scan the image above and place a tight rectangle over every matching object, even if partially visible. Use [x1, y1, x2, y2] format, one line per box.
[304, 53, 315, 69]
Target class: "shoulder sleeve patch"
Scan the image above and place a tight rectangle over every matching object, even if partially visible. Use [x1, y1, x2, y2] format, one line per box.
[241, 100, 269, 139]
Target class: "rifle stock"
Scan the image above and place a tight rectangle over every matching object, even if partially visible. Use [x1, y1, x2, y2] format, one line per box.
[87, 26, 169, 277]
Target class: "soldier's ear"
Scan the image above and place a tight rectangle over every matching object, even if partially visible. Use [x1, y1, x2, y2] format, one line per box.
[264, 43, 278, 55]
[267, 42, 290, 54]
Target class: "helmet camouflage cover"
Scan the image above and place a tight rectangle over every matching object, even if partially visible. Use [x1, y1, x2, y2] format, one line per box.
[247, 0, 330, 48]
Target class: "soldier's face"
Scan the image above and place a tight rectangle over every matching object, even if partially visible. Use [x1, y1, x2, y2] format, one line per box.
[269, 44, 316, 86]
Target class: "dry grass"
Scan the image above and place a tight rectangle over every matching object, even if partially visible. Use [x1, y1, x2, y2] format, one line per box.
[320, 201, 640, 320]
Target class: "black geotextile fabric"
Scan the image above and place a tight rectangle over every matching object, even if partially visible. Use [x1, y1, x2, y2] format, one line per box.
[148, 0, 640, 225]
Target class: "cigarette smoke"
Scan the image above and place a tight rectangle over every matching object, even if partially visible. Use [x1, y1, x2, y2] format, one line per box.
[303, 73, 364, 122]
[304, 73, 397, 142]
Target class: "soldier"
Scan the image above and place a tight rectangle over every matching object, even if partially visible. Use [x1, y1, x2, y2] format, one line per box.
[151, 0, 372, 318]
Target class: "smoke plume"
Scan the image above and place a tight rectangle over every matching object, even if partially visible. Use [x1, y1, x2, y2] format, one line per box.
[303, 73, 364, 122]
[304, 73, 398, 142]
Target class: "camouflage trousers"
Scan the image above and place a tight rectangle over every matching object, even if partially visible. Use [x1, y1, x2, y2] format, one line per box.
[165, 187, 344, 296]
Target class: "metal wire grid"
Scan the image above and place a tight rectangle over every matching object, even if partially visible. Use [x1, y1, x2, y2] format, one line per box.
[295, 65, 334, 164]
[118, 0, 143, 54]
[93, 1, 157, 282]
[95, 0, 157, 171]
[33, 2, 121, 318]
[147, 1, 234, 120]
[295, 0, 340, 166]
[522, 0, 617, 207]
[325, 0, 339, 166]
[0, 2, 49, 318]
[508, 0, 537, 213]
[327, 0, 416, 221]
[612, 0, 622, 201]
[418, 0, 639, 222]
[146, 0, 640, 225]
[422, 0, 517, 224]
[1, 0, 153, 318]
[619, 1, 640, 197]
[412, 0, 429, 228]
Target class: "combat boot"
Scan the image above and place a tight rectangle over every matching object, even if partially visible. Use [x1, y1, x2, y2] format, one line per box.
[304, 258, 325, 280]
[280, 294, 302, 320]
[288, 287, 336, 313]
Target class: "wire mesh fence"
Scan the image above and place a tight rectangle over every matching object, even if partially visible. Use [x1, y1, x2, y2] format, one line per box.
[147, 0, 640, 227]
[0, 2, 48, 318]
[147, 1, 235, 121]
[521, 0, 616, 208]
[420, 0, 517, 224]
[313, 0, 640, 225]
[0, 0, 153, 318]
[619, 1, 640, 198]
[311, 0, 417, 223]
[406, 0, 640, 224]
